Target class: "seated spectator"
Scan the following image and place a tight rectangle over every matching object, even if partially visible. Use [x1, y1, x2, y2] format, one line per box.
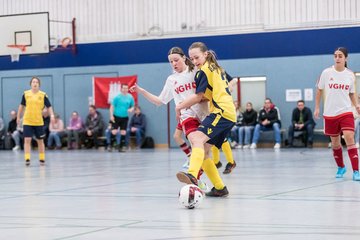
[7, 110, 22, 150]
[287, 100, 315, 148]
[84, 105, 104, 149]
[237, 102, 257, 149]
[229, 101, 242, 148]
[47, 113, 65, 149]
[66, 111, 84, 150]
[105, 121, 121, 152]
[0, 116, 5, 145]
[126, 106, 146, 149]
[42, 108, 51, 146]
[250, 98, 282, 149]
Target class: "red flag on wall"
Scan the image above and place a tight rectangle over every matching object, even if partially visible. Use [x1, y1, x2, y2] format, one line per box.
[93, 75, 137, 108]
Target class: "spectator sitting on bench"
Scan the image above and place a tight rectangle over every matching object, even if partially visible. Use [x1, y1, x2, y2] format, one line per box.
[47, 113, 65, 150]
[105, 121, 121, 152]
[66, 111, 84, 150]
[0, 116, 5, 147]
[84, 105, 104, 149]
[7, 110, 22, 150]
[250, 98, 282, 149]
[126, 105, 146, 149]
[287, 100, 315, 148]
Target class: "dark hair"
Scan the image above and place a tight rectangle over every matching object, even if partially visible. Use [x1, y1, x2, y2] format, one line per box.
[89, 104, 96, 110]
[168, 46, 195, 72]
[189, 42, 223, 73]
[121, 83, 129, 88]
[335, 47, 348, 68]
[297, 100, 305, 104]
[30, 76, 41, 86]
[265, 98, 272, 103]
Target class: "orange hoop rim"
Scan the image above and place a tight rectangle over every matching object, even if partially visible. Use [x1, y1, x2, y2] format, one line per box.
[7, 44, 27, 52]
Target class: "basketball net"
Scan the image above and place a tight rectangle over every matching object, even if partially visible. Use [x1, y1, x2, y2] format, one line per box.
[7, 45, 27, 62]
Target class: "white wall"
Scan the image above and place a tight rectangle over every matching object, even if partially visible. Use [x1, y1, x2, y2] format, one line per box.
[1, 0, 360, 43]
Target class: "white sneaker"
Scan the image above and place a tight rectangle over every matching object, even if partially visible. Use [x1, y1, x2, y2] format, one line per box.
[356, 143, 360, 149]
[274, 143, 281, 149]
[230, 141, 237, 148]
[235, 144, 243, 149]
[250, 143, 257, 149]
[182, 159, 190, 169]
[328, 142, 332, 148]
[243, 144, 250, 149]
[12, 145, 20, 151]
[198, 179, 209, 192]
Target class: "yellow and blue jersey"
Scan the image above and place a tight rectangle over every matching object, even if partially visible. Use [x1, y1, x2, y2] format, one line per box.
[21, 90, 51, 126]
[195, 62, 236, 123]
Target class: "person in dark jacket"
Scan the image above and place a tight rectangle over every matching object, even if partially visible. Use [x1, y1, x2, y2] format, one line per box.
[7, 110, 21, 150]
[251, 98, 282, 149]
[237, 102, 257, 149]
[84, 105, 104, 149]
[287, 100, 315, 148]
[126, 105, 146, 149]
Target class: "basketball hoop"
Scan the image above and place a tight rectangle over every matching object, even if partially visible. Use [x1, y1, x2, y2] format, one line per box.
[7, 45, 27, 62]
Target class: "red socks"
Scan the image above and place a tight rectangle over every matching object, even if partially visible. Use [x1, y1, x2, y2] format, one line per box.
[332, 147, 344, 168]
[180, 142, 191, 157]
[347, 145, 359, 171]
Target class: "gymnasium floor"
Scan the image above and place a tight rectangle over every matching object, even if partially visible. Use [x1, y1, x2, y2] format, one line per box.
[0, 147, 359, 240]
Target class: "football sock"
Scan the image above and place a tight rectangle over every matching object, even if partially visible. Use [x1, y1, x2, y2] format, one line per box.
[202, 157, 225, 190]
[222, 141, 235, 164]
[188, 147, 204, 178]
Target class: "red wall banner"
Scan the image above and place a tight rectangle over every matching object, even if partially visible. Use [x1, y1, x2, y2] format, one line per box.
[93, 75, 137, 108]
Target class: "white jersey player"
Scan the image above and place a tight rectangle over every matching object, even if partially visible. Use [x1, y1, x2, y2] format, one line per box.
[314, 47, 360, 181]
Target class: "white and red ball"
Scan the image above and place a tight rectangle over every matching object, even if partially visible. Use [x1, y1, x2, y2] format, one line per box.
[178, 184, 204, 209]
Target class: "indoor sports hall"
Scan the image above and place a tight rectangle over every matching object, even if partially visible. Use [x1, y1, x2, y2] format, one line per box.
[0, 1, 360, 239]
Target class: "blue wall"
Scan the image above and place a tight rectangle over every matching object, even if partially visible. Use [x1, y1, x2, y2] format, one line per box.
[1, 27, 360, 146]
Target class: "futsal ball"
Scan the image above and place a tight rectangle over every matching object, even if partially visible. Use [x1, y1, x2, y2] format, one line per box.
[178, 184, 204, 209]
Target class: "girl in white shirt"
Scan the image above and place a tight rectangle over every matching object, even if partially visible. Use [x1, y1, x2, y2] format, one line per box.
[314, 47, 360, 181]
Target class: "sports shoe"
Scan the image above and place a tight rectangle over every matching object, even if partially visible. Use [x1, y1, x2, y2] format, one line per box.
[12, 145, 20, 151]
[182, 159, 190, 169]
[223, 161, 236, 174]
[215, 161, 222, 169]
[356, 143, 360, 149]
[119, 146, 127, 152]
[107, 146, 112, 152]
[235, 144, 243, 149]
[274, 143, 281, 149]
[25, 159, 30, 167]
[335, 167, 346, 178]
[353, 171, 360, 181]
[243, 144, 250, 149]
[176, 172, 198, 185]
[39, 160, 45, 166]
[197, 179, 209, 192]
[205, 186, 229, 197]
[250, 143, 257, 149]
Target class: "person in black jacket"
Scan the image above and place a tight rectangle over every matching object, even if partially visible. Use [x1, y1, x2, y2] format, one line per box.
[125, 105, 146, 149]
[251, 98, 282, 149]
[287, 100, 315, 148]
[237, 102, 257, 149]
[84, 105, 104, 149]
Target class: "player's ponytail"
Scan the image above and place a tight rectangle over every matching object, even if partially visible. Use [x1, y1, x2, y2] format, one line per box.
[189, 42, 223, 73]
[168, 46, 195, 72]
[336, 47, 348, 68]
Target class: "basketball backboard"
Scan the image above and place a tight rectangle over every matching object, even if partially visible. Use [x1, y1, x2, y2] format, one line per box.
[0, 12, 50, 56]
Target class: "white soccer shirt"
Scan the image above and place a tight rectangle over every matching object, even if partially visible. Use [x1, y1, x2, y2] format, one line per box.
[317, 66, 355, 117]
[158, 68, 208, 122]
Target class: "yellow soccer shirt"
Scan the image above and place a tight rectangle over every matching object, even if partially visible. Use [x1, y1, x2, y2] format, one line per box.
[21, 90, 52, 126]
[195, 62, 236, 122]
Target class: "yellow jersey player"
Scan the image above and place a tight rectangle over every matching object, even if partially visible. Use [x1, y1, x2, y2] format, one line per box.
[17, 77, 55, 166]
[175, 42, 236, 197]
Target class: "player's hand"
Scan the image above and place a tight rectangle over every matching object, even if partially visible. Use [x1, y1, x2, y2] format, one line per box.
[314, 108, 320, 119]
[356, 104, 360, 114]
[110, 116, 115, 122]
[130, 83, 142, 93]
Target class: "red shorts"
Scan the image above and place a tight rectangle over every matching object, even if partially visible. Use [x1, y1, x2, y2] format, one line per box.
[177, 118, 201, 137]
[324, 112, 354, 136]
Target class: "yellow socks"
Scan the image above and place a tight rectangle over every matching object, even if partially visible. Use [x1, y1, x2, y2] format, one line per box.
[202, 157, 225, 190]
[24, 153, 30, 161]
[188, 147, 204, 177]
[212, 146, 220, 164]
[39, 153, 45, 161]
[221, 141, 234, 164]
